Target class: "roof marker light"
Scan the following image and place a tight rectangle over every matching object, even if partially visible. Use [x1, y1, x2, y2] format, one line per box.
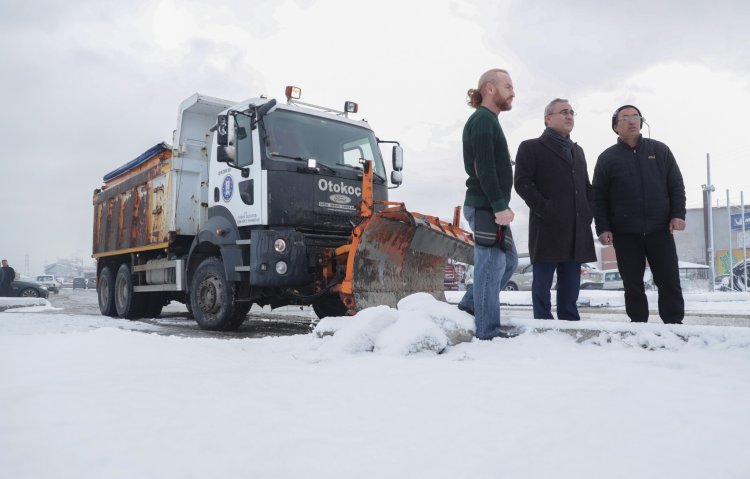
[285, 86, 301, 100]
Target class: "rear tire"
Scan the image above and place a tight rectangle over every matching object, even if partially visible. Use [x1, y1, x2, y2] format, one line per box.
[190, 257, 247, 331]
[114, 263, 145, 319]
[97, 266, 118, 317]
[312, 294, 349, 319]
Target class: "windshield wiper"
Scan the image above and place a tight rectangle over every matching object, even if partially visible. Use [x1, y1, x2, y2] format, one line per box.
[272, 153, 337, 175]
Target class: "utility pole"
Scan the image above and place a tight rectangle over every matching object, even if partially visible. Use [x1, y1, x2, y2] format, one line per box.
[727, 190, 733, 290]
[743, 191, 748, 291]
[702, 154, 715, 290]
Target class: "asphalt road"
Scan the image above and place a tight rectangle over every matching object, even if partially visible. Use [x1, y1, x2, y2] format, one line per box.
[44, 288, 319, 339]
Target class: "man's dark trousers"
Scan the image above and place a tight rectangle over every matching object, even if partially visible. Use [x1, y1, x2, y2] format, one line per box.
[531, 261, 582, 320]
[613, 230, 684, 324]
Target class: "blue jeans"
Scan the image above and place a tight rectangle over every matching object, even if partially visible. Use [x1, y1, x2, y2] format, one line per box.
[458, 206, 518, 339]
[532, 261, 582, 321]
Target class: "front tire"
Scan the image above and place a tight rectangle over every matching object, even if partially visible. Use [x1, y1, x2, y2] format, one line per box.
[190, 257, 247, 331]
[503, 282, 519, 291]
[114, 263, 145, 319]
[20, 288, 40, 298]
[312, 294, 349, 319]
[98, 266, 118, 317]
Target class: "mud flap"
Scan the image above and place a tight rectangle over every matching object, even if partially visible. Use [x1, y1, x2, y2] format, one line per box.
[342, 209, 474, 311]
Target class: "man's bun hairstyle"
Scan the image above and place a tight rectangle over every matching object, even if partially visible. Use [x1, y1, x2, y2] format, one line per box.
[611, 104, 643, 132]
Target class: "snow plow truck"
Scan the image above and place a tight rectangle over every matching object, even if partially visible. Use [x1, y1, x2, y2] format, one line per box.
[92, 86, 474, 330]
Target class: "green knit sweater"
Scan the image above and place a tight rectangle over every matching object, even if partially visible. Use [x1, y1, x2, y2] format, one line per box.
[462, 106, 513, 212]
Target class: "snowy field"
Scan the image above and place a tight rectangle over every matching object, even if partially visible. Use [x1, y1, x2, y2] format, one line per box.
[2, 291, 750, 479]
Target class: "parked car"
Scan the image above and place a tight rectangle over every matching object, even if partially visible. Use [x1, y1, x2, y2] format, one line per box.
[504, 264, 535, 291]
[72, 277, 88, 289]
[6, 279, 50, 299]
[504, 262, 603, 291]
[601, 269, 624, 290]
[35, 275, 61, 294]
[579, 263, 604, 289]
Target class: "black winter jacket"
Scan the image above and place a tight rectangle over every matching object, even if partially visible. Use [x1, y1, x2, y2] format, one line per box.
[592, 136, 686, 235]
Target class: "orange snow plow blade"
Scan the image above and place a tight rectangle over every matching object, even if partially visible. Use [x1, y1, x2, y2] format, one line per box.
[337, 204, 474, 311]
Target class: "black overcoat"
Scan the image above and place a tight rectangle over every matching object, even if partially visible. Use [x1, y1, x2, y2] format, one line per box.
[514, 132, 596, 264]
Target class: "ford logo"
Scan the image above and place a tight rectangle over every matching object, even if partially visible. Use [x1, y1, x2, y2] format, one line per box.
[330, 194, 351, 205]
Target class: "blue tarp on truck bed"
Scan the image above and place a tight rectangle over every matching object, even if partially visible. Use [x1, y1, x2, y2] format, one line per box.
[102, 142, 171, 182]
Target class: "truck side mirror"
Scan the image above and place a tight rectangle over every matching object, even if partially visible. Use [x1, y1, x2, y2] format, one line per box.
[217, 114, 229, 146]
[392, 145, 403, 171]
[217, 146, 236, 164]
[391, 170, 403, 186]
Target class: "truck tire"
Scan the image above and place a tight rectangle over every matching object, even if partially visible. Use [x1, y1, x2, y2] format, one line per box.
[312, 294, 349, 319]
[114, 263, 145, 319]
[97, 266, 118, 317]
[190, 257, 248, 331]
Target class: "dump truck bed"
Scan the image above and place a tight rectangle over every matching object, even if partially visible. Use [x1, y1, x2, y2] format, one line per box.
[92, 143, 203, 257]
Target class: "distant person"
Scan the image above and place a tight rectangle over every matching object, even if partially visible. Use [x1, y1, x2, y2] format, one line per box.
[592, 105, 686, 324]
[514, 98, 596, 320]
[1, 259, 16, 297]
[456, 68, 519, 340]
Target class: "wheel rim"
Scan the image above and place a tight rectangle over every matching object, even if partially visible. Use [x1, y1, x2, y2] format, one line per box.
[197, 275, 223, 315]
[115, 276, 128, 311]
[21, 289, 39, 297]
[99, 276, 110, 307]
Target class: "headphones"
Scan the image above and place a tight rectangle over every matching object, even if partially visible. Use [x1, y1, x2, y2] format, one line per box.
[611, 104, 645, 132]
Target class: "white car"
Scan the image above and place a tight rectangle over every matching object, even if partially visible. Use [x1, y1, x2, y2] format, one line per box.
[35, 275, 61, 294]
[601, 269, 624, 290]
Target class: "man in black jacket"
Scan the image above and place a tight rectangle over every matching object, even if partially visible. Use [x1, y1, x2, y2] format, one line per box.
[1, 259, 16, 297]
[593, 105, 686, 324]
[515, 98, 596, 320]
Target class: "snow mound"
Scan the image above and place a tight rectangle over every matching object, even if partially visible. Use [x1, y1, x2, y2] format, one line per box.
[313, 293, 475, 356]
[507, 318, 750, 351]
[0, 297, 54, 312]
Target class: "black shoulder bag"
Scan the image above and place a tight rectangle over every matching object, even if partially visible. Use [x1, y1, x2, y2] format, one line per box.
[473, 208, 513, 251]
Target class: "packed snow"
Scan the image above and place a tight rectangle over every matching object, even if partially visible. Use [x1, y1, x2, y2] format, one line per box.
[2, 291, 750, 479]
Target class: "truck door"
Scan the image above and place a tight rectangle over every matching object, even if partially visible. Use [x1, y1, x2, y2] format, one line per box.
[210, 113, 265, 226]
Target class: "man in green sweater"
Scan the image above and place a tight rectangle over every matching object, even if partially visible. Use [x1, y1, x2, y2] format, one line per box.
[457, 68, 518, 340]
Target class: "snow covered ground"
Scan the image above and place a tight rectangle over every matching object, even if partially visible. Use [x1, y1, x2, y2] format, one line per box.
[2, 291, 750, 478]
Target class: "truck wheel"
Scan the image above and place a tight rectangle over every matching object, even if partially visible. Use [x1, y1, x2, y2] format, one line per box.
[191, 257, 247, 331]
[312, 294, 349, 319]
[114, 263, 145, 319]
[97, 266, 118, 317]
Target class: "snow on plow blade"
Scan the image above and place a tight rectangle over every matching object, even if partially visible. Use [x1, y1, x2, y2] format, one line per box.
[339, 206, 474, 311]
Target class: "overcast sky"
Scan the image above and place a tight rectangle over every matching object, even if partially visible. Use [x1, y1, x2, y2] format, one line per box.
[1, 0, 749, 275]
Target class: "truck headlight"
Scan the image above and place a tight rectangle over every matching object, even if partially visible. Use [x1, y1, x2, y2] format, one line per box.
[274, 238, 287, 253]
[275, 261, 288, 275]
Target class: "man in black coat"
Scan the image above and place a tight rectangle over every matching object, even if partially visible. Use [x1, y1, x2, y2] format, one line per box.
[1, 259, 16, 297]
[592, 105, 686, 324]
[514, 98, 596, 320]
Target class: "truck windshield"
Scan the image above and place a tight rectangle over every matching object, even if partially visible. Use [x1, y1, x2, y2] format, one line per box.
[262, 109, 386, 179]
